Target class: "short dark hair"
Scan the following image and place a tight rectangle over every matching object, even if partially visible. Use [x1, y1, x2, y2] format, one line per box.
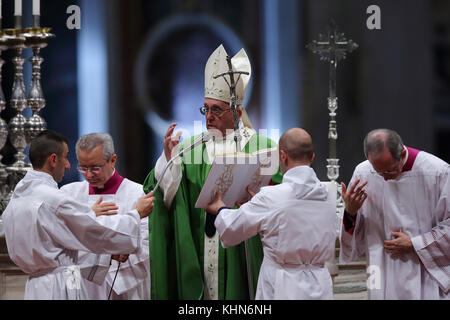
[29, 130, 68, 169]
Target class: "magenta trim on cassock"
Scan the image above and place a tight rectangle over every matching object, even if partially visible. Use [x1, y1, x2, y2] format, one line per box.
[89, 170, 124, 195]
[402, 146, 420, 172]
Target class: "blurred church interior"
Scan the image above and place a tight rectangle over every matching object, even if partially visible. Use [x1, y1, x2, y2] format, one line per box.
[0, 0, 448, 187]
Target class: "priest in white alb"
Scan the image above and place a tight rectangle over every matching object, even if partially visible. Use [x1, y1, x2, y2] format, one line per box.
[340, 128, 449, 299]
[205, 128, 337, 300]
[61, 133, 150, 299]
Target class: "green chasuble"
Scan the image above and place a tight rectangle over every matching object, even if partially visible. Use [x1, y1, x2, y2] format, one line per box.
[143, 133, 282, 300]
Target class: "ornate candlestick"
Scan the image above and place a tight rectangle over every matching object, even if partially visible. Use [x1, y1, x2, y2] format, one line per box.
[24, 27, 54, 143]
[0, 33, 9, 213]
[3, 29, 29, 204]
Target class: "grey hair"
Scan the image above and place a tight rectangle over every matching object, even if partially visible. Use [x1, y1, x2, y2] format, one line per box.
[363, 129, 404, 161]
[75, 133, 115, 160]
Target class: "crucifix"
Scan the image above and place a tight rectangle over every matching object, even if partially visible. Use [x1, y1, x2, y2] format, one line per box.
[307, 20, 358, 182]
[213, 56, 249, 149]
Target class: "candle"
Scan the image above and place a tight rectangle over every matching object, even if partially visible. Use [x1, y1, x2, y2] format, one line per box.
[32, 0, 40, 28]
[14, 0, 22, 29]
[14, 0, 21, 16]
[33, 0, 40, 16]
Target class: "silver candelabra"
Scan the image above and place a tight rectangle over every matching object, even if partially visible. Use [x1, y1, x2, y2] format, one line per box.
[0, 27, 54, 213]
[0, 34, 8, 211]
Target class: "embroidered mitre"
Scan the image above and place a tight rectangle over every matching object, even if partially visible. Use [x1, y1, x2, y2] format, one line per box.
[204, 44, 253, 128]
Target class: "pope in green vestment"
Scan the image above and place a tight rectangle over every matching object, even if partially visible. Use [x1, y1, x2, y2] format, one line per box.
[142, 44, 282, 300]
[143, 131, 282, 299]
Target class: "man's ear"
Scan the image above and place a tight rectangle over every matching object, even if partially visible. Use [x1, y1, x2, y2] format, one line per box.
[48, 153, 58, 169]
[401, 148, 407, 161]
[110, 154, 117, 166]
[310, 152, 316, 166]
[280, 149, 287, 162]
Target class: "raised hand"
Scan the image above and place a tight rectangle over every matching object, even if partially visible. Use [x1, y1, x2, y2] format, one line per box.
[164, 123, 183, 161]
[136, 192, 155, 219]
[341, 178, 368, 216]
[91, 197, 119, 217]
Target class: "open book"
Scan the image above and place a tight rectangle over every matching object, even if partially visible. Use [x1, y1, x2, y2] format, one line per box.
[195, 147, 279, 208]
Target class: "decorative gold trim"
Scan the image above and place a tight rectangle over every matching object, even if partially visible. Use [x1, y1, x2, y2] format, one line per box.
[3, 28, 24, 36]
[23, 27, 52, 34]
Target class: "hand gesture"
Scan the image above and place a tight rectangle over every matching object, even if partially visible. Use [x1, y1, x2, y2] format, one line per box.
[91, 197, 119, 217]
[204, 191, 226, 215]
[341, 178, 368, 216]
[136, 192, 155, 219]
[111, 254, 129, 263]
[164, 123, 183, 161]
[384, 231, 414, 259]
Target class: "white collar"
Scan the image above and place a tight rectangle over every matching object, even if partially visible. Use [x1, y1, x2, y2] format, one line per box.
[209, 121, 255, 149]
[401, 146, 408, 169]
[205, 122, 256, 161]
[29, 170, 58, 188]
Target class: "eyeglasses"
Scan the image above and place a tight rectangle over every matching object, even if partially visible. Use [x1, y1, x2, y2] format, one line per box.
[199, 105, 231, 117]
[77, 162, 107, 174]
[370, 161, 402, 177]
[373, 169, 401, 176]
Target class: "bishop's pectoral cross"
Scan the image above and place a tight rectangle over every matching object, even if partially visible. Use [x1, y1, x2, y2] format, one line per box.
[213, 56, 249, 150]
[307, 20, 358, 181]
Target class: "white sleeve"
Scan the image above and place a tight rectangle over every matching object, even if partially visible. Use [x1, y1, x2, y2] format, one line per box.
[38, 197, 141, 255]
[214, 192, 270, 248]
[339, 173, 367, 264]
[116, 215, 149, 269]
[106, 216, 150, 295]
[411, 167, 450, 292]
[154, 152, 182, 208]
[78, 251, 111, 284]
[106, 190, 150, 295]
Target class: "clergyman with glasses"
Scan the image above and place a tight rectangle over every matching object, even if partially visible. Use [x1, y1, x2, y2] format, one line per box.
[61, 133, 151, 300]
[142, 44, 282, 300]
[339, 128, 449, 299]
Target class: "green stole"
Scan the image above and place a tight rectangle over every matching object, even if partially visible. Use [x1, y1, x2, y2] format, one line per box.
[143, 134, 282, 299]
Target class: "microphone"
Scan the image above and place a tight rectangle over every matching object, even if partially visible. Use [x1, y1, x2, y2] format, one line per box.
[177, 131, 211, 155]
[152, 132, 211, 193]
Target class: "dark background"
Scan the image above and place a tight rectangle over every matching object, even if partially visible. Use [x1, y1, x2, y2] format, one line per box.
[0, 0, 448, 187]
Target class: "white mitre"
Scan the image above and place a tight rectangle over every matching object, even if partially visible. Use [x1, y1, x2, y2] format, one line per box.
[204, 44, 253, 128]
